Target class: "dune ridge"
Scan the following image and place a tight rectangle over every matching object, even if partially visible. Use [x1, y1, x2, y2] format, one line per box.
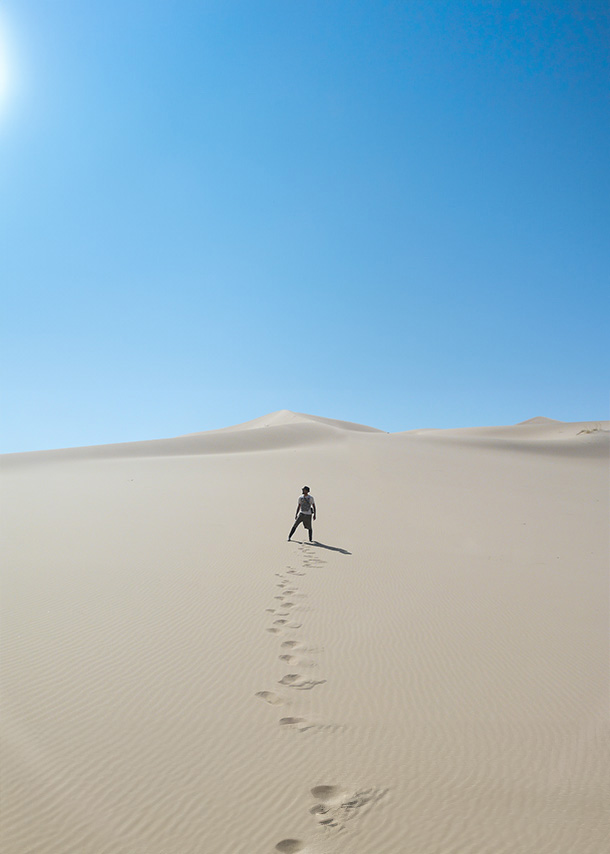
[2, 410, 607, 465]
[1, 412, 608, 853]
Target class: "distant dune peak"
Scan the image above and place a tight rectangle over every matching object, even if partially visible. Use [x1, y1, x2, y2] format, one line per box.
[177, 410, 382, 439]
[219, 410, 383, 434]
[516, 416, 562, 425]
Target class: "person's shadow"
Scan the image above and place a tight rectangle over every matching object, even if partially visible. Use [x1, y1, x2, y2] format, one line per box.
[310, 541, 352, 555]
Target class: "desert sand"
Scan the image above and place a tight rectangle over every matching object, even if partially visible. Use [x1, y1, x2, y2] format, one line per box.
[1, 410, 608, 854]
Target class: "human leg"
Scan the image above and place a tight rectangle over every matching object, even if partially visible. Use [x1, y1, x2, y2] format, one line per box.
[288, 514, 304, 540]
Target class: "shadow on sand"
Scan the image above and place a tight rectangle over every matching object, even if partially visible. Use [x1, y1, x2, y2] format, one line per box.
[309, 541, 352, 555]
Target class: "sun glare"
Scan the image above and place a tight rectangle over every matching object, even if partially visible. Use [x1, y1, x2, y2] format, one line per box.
[0, 20, 12, 112]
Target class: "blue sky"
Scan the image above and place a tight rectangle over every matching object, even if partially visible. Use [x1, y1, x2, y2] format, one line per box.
[1, 0, 608, 452]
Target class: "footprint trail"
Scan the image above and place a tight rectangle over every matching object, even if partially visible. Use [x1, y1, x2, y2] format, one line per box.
[257, 547, 379, 852]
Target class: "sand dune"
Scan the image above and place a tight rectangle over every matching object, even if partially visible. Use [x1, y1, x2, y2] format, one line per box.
[1, 410, 382, 466]
[1, 412, 608, 853]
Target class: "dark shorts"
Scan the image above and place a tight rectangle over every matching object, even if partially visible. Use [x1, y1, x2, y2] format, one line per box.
[296, 512, 312, 529]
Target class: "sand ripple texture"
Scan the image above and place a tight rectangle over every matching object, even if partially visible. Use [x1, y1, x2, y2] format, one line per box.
[1, 411, 608, 853]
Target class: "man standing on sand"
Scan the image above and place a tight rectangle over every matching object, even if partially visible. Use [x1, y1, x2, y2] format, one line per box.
[288, 486, 316, 542]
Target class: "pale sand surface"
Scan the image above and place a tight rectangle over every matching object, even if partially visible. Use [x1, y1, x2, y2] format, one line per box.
[1, 411, 608, 854]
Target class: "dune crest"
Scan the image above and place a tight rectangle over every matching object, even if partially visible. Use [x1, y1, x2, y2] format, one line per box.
[184, 409, 384, 435]
[516, 415, 562, 425]
[401, 417, 609, 455]
[1, 410, 385, 465]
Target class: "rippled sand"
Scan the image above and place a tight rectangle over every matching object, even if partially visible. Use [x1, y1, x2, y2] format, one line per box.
[1, 411, 608, 853]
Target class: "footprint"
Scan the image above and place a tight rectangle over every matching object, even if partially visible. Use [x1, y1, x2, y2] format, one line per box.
[255, 691, 284, 705]
[310, 804, 326, 814]
[311, 785, 344, 803]
[275, 841, 304, 853]
[287, 622, 302, 629]
[279, 675, 326, 690]
[266, 608, 275, 613]
[279, 716, 306, 727]
[266, 628, 281, 634]
[280, 640, 322, 653]
[309, 785, 387, 830]
[279, 717, 344, 734]
[274, 619, 288, 625]
[279, 654, 317, 667]
[309, 804, 339, 827]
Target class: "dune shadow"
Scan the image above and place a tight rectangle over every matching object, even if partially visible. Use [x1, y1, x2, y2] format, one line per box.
[310, 541, 352, 555]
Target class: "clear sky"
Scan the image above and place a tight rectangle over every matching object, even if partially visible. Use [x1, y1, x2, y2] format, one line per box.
[1, 1, 608, 452]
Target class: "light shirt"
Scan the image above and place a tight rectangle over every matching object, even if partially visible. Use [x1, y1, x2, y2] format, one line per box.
[298, 494, 315, 515]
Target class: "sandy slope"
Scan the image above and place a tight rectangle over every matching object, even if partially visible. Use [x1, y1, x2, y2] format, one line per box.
[1, 411, 608, 854]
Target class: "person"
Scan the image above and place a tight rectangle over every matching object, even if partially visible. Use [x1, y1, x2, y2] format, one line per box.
[288, 486, 317, 542]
